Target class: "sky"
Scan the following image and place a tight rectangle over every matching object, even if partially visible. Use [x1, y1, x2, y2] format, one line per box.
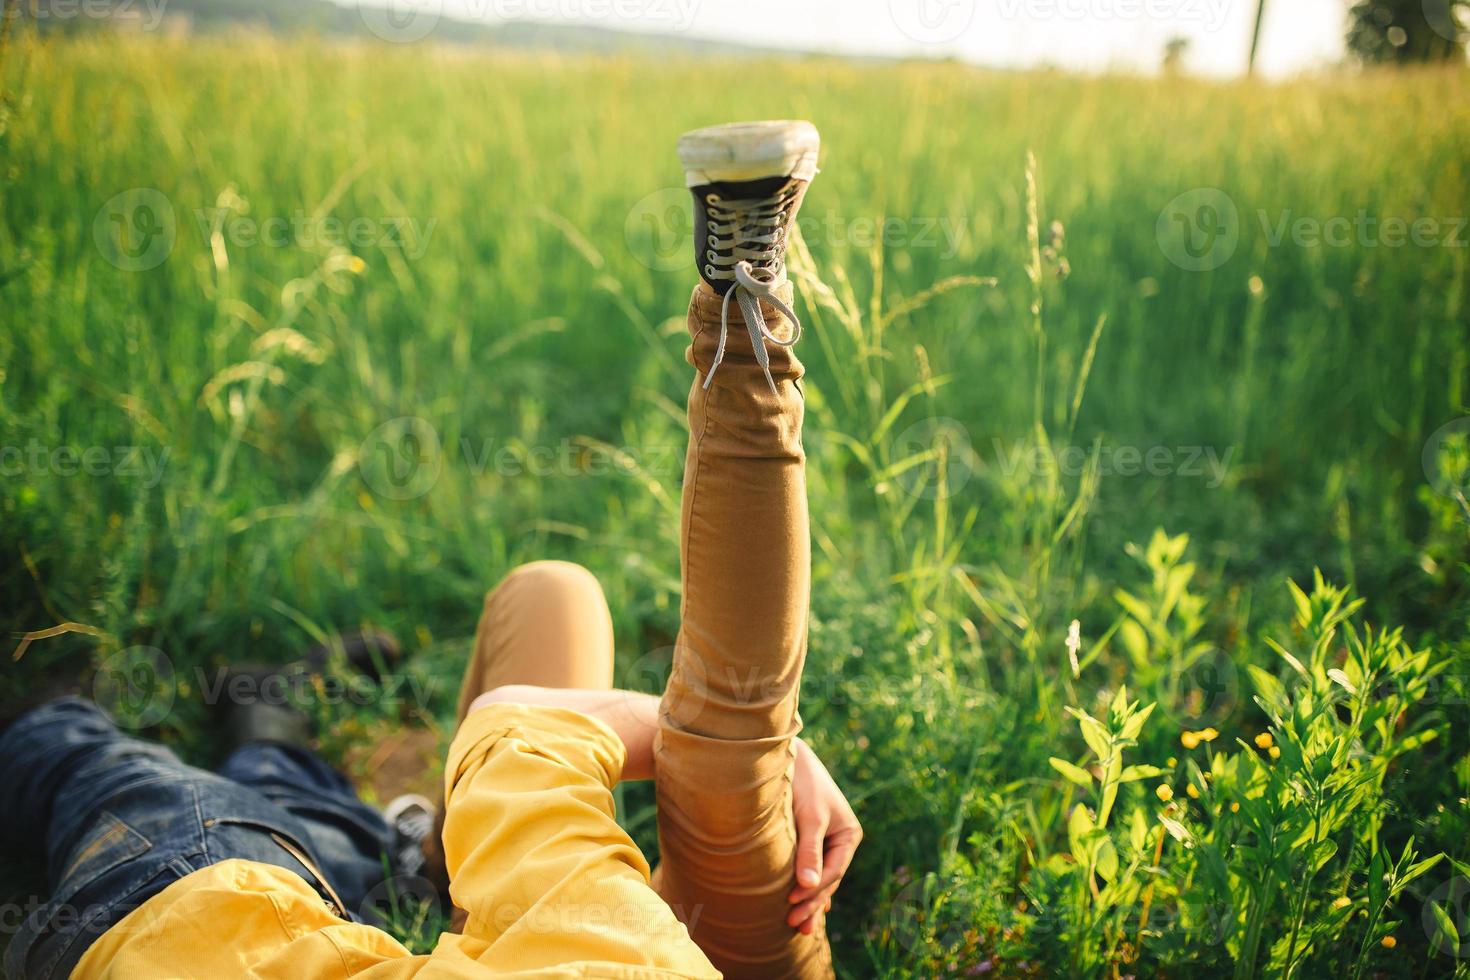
[434, 0, 1352, 78]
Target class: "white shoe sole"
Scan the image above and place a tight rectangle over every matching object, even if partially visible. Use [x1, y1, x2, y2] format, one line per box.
[677, 119, 820, 188]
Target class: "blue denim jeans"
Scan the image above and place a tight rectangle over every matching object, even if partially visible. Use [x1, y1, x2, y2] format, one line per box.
[0, 698, 394, 980]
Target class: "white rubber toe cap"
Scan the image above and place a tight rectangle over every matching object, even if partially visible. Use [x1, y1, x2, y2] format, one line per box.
[677, 119, 820, 187]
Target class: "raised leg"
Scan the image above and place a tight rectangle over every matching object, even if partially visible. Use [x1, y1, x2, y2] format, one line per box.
[654, 282, 832, 978]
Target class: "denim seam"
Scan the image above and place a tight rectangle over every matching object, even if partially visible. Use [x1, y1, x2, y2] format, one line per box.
[190, 779, 208, 866]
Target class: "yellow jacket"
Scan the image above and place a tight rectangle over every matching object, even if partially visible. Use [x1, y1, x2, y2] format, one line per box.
[74, 704, 721, 978]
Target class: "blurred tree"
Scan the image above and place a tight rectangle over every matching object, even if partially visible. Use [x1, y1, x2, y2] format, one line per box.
[1163, 36, 1190, 75]
[1347, 0, 1468, 63]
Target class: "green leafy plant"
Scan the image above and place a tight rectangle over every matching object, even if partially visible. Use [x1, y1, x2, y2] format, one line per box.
[1042, 687, 1164, 975]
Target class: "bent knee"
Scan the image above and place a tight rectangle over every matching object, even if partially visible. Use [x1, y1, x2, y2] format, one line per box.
[486, 560, 603, 608]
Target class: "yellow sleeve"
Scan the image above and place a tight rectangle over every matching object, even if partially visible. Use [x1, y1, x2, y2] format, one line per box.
[436, 703, 719, 978]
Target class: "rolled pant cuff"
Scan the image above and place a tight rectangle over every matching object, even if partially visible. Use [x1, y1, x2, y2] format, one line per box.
[685, 283, 804, 388]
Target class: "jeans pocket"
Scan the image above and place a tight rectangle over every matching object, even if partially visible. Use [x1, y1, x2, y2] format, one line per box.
[54, 811, 152, 889]
[202, 817, 348, 919]
[6, 811, 189, 980]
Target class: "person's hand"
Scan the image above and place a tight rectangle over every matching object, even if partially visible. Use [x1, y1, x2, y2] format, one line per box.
[787, 738, 862, 934]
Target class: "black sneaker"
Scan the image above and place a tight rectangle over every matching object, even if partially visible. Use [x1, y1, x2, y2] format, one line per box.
[677, 120, 820, 392]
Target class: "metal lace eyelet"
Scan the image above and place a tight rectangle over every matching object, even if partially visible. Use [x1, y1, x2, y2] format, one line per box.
[704, 264, 717, 277]
[706, 250, 718, 262]
[707, 193, 722, 203]
[707, 234, 719, 248]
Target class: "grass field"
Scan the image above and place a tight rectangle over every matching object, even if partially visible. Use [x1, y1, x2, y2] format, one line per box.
[3, 30, 1470, 977]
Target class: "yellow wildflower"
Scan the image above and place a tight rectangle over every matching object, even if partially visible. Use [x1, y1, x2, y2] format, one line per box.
[1180, 731, 1201, 750]
[1254, 731, 1274, 749]
[1156, 784, 1174, 803]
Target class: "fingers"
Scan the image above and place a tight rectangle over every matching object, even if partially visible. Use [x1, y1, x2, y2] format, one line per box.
[787, 825, 861, 903]
[786, 878, 840, 929]
[786, 739, 864, 933]
[786, 824, 862, 930]
[793, 809, 827, 890]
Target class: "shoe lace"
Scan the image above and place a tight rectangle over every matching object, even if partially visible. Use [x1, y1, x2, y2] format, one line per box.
[700, 186, 803, 393]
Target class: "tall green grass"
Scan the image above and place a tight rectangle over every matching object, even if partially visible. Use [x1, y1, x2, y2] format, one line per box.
[2, 31, 1468, 977]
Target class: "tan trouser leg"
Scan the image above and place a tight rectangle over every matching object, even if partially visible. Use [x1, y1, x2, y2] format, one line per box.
[654, 284, 833, 979]
[453, 559, 616, 725]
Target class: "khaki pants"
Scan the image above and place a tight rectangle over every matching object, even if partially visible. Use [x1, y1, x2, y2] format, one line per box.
[447, 283, 830, 979]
